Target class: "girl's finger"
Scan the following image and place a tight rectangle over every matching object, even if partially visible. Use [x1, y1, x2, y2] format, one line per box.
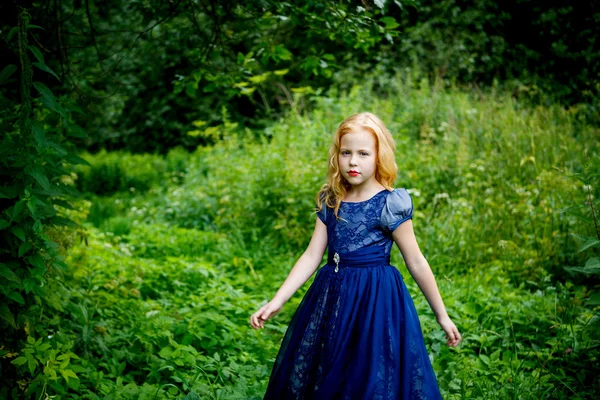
[450, 327, 460, 345]
[251, 306, 267, 329]
[447, 329, 455, 342]
[252, 312, 262, 329]
[259, 312, 267, 328]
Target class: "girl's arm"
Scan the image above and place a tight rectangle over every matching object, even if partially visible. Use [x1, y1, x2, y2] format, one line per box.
[250, 218, 328, 330]
[391, 219, 447, 318]
[271, 218, 328, 305]
[392, 220, 462, 346]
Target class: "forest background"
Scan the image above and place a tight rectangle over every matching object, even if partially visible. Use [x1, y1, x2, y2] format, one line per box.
[1, 0, 599, 398]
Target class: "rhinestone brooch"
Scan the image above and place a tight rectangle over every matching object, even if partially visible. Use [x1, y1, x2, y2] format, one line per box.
[333, 252, 340, 273]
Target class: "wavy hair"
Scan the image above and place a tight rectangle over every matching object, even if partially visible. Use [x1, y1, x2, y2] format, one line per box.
[315, 112, 398, 221]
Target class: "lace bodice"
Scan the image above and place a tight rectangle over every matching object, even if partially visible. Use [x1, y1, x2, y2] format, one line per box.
[315, 188, 413, 255]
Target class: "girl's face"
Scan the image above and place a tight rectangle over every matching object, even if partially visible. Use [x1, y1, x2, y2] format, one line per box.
[338, 128, 378, 190]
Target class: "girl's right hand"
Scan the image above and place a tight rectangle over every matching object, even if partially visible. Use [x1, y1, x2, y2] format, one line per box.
[250, 299, 284, 329]
[436, 315, 462, 347]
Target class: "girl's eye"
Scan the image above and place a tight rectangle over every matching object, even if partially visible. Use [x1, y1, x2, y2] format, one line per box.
[360, 152, 369, 156]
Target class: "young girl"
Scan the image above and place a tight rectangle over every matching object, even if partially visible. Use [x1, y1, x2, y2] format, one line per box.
[250, 112, 461, 399]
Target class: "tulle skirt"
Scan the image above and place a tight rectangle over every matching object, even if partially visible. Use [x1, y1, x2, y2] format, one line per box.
[263, 246, 443, 400]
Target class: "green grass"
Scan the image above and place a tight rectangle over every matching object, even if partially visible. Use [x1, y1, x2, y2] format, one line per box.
[15, 69, 599, 399]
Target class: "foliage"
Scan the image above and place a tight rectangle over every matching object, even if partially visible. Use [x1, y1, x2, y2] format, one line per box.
[3, 69, 595, 398]
[0, 8, 92, 398]
[382, 0, 600, 105]
[1, 0, 597, 154]
[1, 0, 403, 153]
[1, 1, 599, 397]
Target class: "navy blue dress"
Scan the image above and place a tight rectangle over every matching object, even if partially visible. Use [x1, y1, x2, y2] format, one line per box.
[263, 188, 443, 400]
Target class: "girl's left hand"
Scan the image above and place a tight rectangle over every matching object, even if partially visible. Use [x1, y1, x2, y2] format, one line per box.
[436, 315, 462, 347]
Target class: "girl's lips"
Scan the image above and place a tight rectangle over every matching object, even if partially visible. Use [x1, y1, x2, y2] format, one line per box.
[349, 172, 359, 176]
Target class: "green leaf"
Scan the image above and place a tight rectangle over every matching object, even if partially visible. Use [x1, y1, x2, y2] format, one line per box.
[52, 260, 68, 272]
[66, 124, 87, 138]
[33, 81, 56, 102]
[26, 165, 51, 191]
[60, 369, 79, 382]
[565, 257, 600, 274]
[32, 121, 47, 146]
[6, 27, 18, 42]
[0, 219, 10, 230]
[64, 153, 92, 167]
[33, 220, 43, 234]
[6, 291, 25, 305]
[48, 216, 79, 227]
[587, 292, 600, 306]
[0, 64, 17, 86]
[27, 254, 45, 270]
[0, 302, 16, 328]
[46, 140, 68, 156]
[13, 201, 26, 219]
[66, 103, 85, 115]
[23, 278, 37, 294]
[52, 199, 75, 210]
[18, 241, 33, 257]
[0, 264, 21, 283]
[38, 343, 51, 352]
[578, 237, 600, 253]
[28, 46, 45, 64]
[11, 357, 27, 366]
[185, 82, 197, 98]
[273, 45, 292, 61]
[32, 62, 61, 82]
[33, 82, 67, 118]
[39, 95, 67, 118]
[28, 356, 37, 374]
[479, 353, 490, 366]
[249, 72, 271, 85]
[27, 199, 37, 219]
[380, 16, 400, 30]
[0, 186, 19, 199]
[10, 226, 26, 242]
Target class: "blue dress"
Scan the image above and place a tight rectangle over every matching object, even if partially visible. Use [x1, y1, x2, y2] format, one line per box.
[263, 188, 443, 400]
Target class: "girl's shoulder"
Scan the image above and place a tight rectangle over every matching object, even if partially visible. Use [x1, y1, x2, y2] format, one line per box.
[384, 187, 409, 197]
[380, 188, 413, 233]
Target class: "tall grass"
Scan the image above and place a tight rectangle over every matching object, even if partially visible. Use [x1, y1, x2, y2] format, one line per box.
[58, 69, 600, 398]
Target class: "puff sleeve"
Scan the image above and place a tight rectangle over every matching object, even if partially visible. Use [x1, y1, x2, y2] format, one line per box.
[380, 188, 413, 234]
[315, 193, 327, 225]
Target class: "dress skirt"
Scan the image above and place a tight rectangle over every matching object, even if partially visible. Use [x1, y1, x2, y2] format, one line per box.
[263, 246, 443, 399]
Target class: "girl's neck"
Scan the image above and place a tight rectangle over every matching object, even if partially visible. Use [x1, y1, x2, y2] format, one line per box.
[344, 182, 386, 201]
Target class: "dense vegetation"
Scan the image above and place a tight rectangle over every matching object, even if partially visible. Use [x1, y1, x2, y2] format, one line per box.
[1, 0, 599, 399]
[1, 1, 598, 152]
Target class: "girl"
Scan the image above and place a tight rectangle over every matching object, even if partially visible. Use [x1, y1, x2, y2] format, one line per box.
[250, 112, 461, 399]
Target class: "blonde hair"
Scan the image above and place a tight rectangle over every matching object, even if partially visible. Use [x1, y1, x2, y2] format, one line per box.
[315, 112, 398, 220]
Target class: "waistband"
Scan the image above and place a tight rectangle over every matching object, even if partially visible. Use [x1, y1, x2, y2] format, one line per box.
[326, 246, 390, 269]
